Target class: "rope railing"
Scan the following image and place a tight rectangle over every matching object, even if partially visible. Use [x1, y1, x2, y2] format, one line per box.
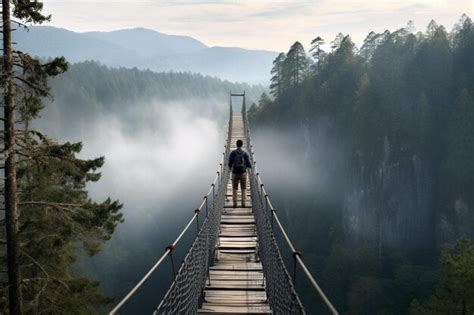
[109, 105, 233, 315]
[241, 102, 339, 315]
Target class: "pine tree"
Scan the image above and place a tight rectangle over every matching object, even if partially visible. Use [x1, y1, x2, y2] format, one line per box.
[309, 36, 325, 73]
[426, 20, 439, 38]
[1, 1, 123, 313]
[284, 41, 309, 86]
[269, 53, 286, 98]
[360, 31, 378, 60]
[330, 32, 345, 51]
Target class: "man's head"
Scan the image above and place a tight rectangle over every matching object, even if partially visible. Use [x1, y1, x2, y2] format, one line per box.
[236, 140, 243, 147]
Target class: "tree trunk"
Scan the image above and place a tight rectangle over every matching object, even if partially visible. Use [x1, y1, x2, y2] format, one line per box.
[2, 0, 23, 313]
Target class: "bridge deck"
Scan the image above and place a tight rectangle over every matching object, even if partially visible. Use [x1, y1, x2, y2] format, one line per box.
[198, 113, 271, 314]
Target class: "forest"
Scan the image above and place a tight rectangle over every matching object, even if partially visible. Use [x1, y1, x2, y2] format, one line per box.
[42, 61, 264, 139]
[1, 0, 474, 314]
[249, 15, 474, 314]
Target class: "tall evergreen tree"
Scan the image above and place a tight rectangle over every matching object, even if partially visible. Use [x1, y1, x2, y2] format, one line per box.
[360, 31, 378, 60]
[1, 1, 123, 313]
[2, 0, 21, 311]
[270, 53, 286, 98]
[309, 36, 325, 73]
[284, 41, 309, 86]
[330, 32, 345, 51]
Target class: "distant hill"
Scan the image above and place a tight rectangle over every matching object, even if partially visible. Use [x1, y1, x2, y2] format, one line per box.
[14, 26, 277, 84]
[85, 28, 207, 58]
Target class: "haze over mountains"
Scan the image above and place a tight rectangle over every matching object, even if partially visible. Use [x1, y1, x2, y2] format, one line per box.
[15, 26, 277, 84]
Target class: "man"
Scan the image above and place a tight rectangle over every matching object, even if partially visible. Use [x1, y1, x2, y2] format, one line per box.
[228, 139, 252, 207]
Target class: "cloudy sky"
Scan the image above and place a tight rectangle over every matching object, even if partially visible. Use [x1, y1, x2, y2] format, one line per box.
[44, 0, 473, 51]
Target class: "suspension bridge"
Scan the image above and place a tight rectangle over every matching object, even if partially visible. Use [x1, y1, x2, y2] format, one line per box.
[109, 94, 338, 314]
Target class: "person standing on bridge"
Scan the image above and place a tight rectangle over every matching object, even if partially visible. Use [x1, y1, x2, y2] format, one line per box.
[228, 139, 252, 207]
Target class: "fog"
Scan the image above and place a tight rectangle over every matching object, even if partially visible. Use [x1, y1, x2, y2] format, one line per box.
[79, 104, 223, 212]
[35, 97, 231, 312]
[37, 98, 339, 312]
[250, 125, 345, 207]
[249, 125, 347, 313]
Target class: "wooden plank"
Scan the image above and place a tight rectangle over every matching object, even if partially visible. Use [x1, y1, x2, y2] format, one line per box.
[219, 229, 256, 233]
[219, 237, 257, 242]
[219, 243, 257, 249]
[219, 233, 257, 238]
[205, 279, 266, 289]
[205, 296, 267, 305]
[208, 277, 264, 283]
[221, 220, 255, 225]
[216, 252, 257, 262]
[209, 262, 263, 271]
[220, 225, 256, 230]
[222, 210, 253, 216]
[209, 270, 263, 276]
[219, 241, 256, 246]
[208, 274, 264, 281]
[224, 204, 252, 209]
[199, 303, 271, 314]
[219, 228, 257, 236]
[220, 227, 256, 231]
[222, 215, 254, 219]
[204, 290, 267, 299]
[221, 218, 255, 223]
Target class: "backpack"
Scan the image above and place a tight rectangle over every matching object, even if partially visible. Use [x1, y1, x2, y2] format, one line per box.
[233, 151, 246, 174]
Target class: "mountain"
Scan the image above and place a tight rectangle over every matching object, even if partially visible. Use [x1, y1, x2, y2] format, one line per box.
[85, 28, 207, 58]
[14, 26, 277, 84]
[14, 26, 137, 65]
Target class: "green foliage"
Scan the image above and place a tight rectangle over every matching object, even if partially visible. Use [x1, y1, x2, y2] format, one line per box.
[284, 41, 309, 86]
[270, 52, 286, 98]
[0, 1, 123, 313]
[309, 36, 325, 74]
[12, 125, 124, 313]
[410, 236, 474, 314]
[251, 15, 474, 314]
[13, 0, 51, 23]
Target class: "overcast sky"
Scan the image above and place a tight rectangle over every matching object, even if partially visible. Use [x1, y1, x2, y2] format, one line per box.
[43, 0, 474, 52]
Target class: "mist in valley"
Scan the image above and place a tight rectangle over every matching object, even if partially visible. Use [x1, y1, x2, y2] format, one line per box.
[34, 96, 232, 312]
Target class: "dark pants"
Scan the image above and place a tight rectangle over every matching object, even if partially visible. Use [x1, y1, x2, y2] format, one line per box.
[231, 172, 247, 206]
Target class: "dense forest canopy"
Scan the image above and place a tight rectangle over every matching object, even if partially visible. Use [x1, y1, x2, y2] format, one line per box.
[249, 15, 474, 314]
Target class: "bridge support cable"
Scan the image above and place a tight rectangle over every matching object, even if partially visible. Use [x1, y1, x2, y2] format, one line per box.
[242, 100, 339, 315]
[109, 106, 233, 315]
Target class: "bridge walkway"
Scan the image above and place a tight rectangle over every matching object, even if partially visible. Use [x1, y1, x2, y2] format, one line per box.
[198, 112, 271, 314]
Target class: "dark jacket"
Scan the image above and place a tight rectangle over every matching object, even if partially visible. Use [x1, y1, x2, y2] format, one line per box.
[228, 148, 251, 173]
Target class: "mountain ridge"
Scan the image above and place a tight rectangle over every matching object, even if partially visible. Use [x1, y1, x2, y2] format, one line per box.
[14, 26, 277, 84]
